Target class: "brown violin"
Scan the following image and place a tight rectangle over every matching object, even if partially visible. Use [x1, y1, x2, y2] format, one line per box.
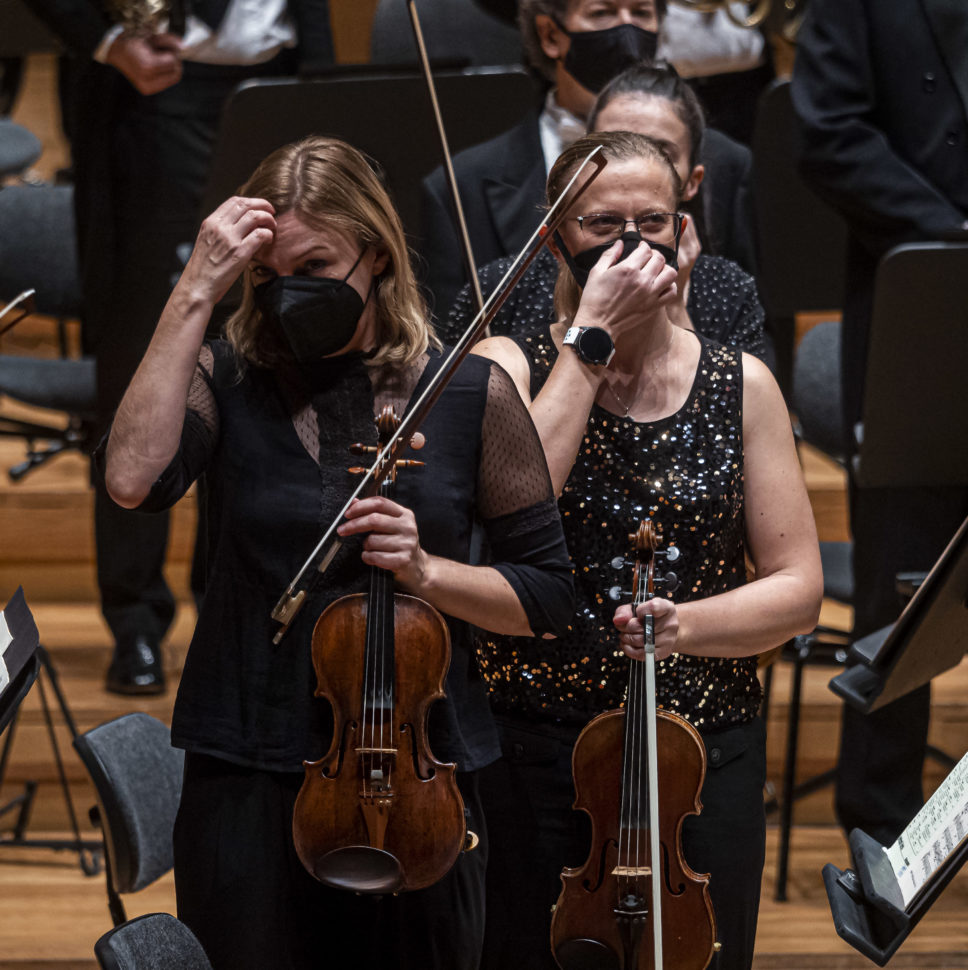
[291, 406, 467, 894]
[551, 520, 717, 970]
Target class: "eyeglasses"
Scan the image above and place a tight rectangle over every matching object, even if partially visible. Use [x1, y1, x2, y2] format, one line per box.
[574, 212, 683, 241]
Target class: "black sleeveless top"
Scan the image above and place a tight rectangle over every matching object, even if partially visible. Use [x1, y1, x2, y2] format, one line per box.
[133, 340, 573, 772]
[480, 330, 761, 732]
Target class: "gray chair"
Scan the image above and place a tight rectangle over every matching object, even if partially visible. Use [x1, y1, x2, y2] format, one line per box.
[0, 182, 95, 478]
[74, 713, 185, 926]
[0, 118, 41, 177]
[765, 318, 853, 900]
[95, 913, 213, 970]
[0, 0, 59, 173]
[792, 318, 853, 602]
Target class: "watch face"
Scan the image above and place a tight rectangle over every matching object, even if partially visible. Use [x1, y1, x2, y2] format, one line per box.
[579, 327, 613, 364]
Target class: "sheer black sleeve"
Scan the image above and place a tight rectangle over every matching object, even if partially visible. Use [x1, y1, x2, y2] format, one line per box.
[134, 345, 220, 513]
[476, 360, 574, 638]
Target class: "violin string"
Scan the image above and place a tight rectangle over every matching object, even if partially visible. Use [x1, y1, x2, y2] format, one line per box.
[379, 478, 390, 792]
[636, 566, 647, 886]
[620, 562, 644, 901]
[363, 546, 377, 798]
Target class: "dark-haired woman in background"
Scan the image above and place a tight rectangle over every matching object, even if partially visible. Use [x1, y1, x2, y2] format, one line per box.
[468, 130, 821, 969]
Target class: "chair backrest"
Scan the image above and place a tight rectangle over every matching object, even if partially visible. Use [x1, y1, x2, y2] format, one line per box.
[74, 713, 184, 895]
[369, 0, 522, 68]
[95, 913, 213, 970]
[0, 184, 81, 318]
[199, 68, 539, 236]
[751, 79, 848, 319]
[855, 241, 968, 489]
[791, 319, 845, 465]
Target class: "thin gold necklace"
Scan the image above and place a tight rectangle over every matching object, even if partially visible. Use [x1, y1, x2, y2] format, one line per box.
[606, 380, 633, 417]
[605, 329, 678, 419]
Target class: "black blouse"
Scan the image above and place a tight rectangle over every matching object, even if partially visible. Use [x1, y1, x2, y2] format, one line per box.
[131, 339, 574, 772]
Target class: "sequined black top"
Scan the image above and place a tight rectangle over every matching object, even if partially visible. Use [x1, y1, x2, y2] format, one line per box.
[479, 329, 762, 732]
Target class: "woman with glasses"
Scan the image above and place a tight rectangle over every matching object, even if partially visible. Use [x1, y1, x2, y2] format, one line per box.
[467, 129, 822, 970]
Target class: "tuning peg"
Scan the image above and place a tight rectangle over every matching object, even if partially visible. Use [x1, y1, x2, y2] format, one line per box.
[658, 545, 680, 563]
[608, 585, 631, 602]
[655, 571, 679, 593]
[349, 443, 378, 455]
[395, 460, 424, 470]
[409, 432, 426, 450]
[610, 556, 630, 570]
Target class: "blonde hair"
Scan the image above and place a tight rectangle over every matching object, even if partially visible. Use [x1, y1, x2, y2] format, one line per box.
[546, 130, 682, 321]
[223, 136, 438, 369]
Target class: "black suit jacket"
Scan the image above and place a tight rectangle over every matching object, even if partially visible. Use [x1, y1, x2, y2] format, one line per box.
[792, 0, 968, 425]
[419, 110, 757, 322]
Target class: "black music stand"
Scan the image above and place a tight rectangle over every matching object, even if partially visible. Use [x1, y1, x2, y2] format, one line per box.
[0, 588, 101, 873]
[853, 241, 968, 490]
[822, 782, 968, 966]
[200, 67, 540, 236]
[829, 513, 968, 714]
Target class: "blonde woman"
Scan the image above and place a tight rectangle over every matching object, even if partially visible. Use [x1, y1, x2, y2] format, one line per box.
[103, 136, 573, 970]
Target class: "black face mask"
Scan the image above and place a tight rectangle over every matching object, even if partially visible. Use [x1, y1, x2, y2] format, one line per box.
[252, 251, 368, 363]
[556, 229, 679, 289]
[559, 22, 659, 94]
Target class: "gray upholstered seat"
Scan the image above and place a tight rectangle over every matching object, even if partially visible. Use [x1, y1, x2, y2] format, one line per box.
[74, 713, 184, 926]
[0, 182, 94, 478]
[0, 119, 41, 177]
[0, 184, 81, 319]
[95, 913, 212, 970]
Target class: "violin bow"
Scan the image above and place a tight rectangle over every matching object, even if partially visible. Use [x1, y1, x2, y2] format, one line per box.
[270, 145, 607, 643]
[406, 0, 486, 321]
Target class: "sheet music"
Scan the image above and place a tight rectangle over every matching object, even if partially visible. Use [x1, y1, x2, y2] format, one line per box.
[884, 749, 968, 908]
[0, 610, 11, 693]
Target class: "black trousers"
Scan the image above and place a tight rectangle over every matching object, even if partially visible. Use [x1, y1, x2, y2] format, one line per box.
[173, 752, 488, 970]
[479, 714, 766, 970]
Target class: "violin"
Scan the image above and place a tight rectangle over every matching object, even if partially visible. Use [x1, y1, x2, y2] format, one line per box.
[551, 520, 717, 969]
[291, 406, 467, 894]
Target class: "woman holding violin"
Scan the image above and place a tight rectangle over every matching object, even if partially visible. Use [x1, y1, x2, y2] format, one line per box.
[102, 135, 574, 970]
[468, 130, 823, 970]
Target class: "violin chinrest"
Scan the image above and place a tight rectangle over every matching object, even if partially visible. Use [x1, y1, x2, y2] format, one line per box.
[313, 845, 404, 895]
[554, 938, 621, 970]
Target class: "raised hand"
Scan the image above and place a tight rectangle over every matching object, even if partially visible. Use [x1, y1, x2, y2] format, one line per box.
[572, 239, 679, 349]
[181, 197, 277, 306]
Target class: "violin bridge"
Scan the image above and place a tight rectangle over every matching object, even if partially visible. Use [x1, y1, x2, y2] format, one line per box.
[611, 865, 653, 877]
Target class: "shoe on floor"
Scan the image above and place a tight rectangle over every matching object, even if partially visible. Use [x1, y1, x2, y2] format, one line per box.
[105, 633, 166, 695]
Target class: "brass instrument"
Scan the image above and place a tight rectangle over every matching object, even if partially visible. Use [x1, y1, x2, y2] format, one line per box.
[671, 0, 806, 39]
[103, 0, 185, 36]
